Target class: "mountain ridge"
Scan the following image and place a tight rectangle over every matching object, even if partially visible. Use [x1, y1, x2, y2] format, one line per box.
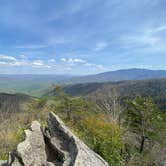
[69, 68, 166, 83]
[0, 68, 166, 96]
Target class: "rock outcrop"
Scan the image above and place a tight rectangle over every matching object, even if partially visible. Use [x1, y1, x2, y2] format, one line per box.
[1, 112, 109, 166]
[48, 112, 109, 166]
[17, 121, 48, 166]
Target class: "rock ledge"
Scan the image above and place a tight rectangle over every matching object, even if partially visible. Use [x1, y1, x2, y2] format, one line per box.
[1, 112, 109, 166]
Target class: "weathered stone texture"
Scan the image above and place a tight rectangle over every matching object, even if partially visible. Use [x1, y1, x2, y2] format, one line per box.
[1, 112, 109, 166]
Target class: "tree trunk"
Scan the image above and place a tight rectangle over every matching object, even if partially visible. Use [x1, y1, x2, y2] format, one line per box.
[140, 136, 145, 153]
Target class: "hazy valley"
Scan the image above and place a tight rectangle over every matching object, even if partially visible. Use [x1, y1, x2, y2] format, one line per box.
[1, 68, 166, 97]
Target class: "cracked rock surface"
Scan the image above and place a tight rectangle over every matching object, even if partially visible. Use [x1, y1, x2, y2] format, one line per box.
[1, 112, 109, 166]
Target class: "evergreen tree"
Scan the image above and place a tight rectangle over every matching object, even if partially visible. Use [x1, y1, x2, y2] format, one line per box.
[124, 96, 162, 153]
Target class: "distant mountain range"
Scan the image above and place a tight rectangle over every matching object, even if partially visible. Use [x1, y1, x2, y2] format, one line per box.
[0, 68, 166, 96]
[68, 68, 166, 83]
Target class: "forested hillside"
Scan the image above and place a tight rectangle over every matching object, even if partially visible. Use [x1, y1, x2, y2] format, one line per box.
[0, 93, 34, 113]
[0, 80, 166, 165]
[59, 78, 166, 111]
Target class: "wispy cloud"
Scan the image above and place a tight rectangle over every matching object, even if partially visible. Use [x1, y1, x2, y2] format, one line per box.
[149, 25, 166, 33]
[93, 42, 108, 51]
[84, 63, 105, 70]
[0, 54, 51, 68]
[61, 58, 86, 63]
[1, 0, 166, 73]
[120, 25, 166, 53]
[47, 37, 73, 45]
[32, 60, 51, 68]
[14, 44, 48, 49]
[48, 59, 56, 62]
[0, 54, 17, 61]
[47, 0, 96, 21]
[0, 61, 8, 65]
[60, 57, 106, 71]
[19, 54, 27, 59]
[32, 60, 44, 66]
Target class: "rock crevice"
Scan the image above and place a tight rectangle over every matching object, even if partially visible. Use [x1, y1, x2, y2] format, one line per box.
[1, 112, 109, 166]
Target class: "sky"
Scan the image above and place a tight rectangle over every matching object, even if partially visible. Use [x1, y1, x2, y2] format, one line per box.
[0, 0, 166, 74]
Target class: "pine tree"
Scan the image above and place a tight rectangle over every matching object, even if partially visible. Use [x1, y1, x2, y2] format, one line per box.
[124, 96, 162, 153]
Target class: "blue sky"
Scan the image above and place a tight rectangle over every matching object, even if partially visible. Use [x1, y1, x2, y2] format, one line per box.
[0, 0, 166, 74]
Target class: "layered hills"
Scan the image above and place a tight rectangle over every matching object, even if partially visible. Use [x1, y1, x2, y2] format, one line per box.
[0, 68, 166, 96]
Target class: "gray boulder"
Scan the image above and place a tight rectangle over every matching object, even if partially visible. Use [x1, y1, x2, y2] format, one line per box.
[16, 121, 47, 166]
[48, 112, 109, 166]
[3, 112, 109, 166]
[0, 160, 7, 166]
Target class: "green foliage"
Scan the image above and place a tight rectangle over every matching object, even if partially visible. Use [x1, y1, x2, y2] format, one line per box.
[48, 90, 124, 165]
[0, 87, 165, 165]
[77, 115, 124, 166]
[124, 97, 162, 140]
[61, 78, 166, 112]
[0, 125, 25, 160]
[122, 96, 166, 165]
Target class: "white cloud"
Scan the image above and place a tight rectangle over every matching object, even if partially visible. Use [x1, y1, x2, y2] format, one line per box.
[10, 61, 25, 66]
[61, 58, 67, 62]
[120, 25, 166, 53]
[94, 42, 108, 51]
[0, 53, 105, 72]
[0, 54, 51, 69]
[121, 34, 159, 48]
[60, 57, 105, 70]
[19, 54, 27, 59]
[49, 58, 56, 62]
[84, 63, 105, 70]
[32, 60, 44, 66]
[61, 58, 86, 63]
[0, 60, 27, 67]
[31, 60, 51, 68]
[0, 54, 16, 61]
[84, 63, 92, 66]
[69, 58, 86, 63]
[0, 61, 8, 65]
[150, 25, 166, 33]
